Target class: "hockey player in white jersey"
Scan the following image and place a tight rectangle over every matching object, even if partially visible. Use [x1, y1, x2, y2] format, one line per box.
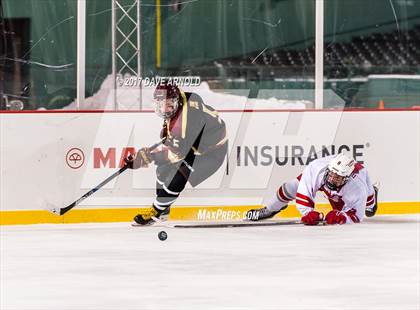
[247, 153, 378, 225]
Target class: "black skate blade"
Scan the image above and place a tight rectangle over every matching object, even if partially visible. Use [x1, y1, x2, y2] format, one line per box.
[131, 222, 155, 227]
[131, 216, 174, 228]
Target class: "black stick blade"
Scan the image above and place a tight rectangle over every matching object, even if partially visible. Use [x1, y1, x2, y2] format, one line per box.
[47, 206, 63, 216]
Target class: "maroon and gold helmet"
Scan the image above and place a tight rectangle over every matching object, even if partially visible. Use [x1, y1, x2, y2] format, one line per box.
[153, 82, 181, 119]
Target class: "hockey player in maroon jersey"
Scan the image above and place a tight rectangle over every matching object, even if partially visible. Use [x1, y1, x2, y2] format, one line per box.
[247, 153, 379, 225]
[125, 82, 228, 225]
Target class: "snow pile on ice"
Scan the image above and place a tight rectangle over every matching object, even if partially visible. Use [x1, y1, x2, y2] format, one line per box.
[62, 75, 312, 110]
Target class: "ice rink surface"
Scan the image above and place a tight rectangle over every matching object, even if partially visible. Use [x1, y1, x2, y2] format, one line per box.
[1, 215, 419, 310]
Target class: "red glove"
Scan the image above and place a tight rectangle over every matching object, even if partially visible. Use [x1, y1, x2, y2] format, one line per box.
[325, 210, 347, 225]
[301, 211, 323, 225]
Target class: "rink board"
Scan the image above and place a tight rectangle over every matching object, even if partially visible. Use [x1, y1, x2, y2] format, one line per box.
[1, 110, 419, 224]
[0, 202, 419, 225]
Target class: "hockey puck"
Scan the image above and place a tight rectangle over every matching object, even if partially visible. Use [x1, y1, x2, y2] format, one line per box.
[158, 231, 167, 241]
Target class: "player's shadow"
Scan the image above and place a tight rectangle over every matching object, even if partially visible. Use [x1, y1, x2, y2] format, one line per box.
[364, 216, 419, 224]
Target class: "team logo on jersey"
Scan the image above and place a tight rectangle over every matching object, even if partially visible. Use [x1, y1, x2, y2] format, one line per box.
[329, 195, 343, 202]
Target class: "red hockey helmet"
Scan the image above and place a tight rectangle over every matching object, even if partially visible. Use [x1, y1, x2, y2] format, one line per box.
[153, 82, 181, 119]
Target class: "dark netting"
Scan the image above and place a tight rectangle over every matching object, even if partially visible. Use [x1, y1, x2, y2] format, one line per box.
[1, 0, 419, 110]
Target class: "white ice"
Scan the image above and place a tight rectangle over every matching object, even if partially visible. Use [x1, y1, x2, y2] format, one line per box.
[1, 215, 419, 310]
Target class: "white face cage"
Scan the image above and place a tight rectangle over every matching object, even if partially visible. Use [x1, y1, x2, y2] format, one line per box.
[324, 169, 348, 190]
[324, 153, 355, 190]
[154, 97, 179, 119]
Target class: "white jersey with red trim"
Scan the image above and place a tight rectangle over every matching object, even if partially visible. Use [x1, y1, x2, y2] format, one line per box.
[295, 155, 375, 224]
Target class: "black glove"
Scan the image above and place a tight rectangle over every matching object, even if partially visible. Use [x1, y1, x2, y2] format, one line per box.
[124, 147, 153, 169]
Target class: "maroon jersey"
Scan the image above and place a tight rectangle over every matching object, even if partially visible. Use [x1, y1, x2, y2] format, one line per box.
[158, 91, 227, 164]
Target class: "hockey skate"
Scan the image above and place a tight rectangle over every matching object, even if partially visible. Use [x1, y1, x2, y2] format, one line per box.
[365, 184, 379, 217]
[158, 207, 170, 221]
[245, 206, 286, 221]
[133, 206, 170, 225]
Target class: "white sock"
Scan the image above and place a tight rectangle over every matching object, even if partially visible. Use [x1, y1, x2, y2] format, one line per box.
[265, 194, 288, 212]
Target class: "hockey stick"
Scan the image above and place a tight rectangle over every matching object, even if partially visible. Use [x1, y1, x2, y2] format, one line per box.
[131, 217, 303, 228]
[48, 140, 163, 216]
[163, 220, 303, 228]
